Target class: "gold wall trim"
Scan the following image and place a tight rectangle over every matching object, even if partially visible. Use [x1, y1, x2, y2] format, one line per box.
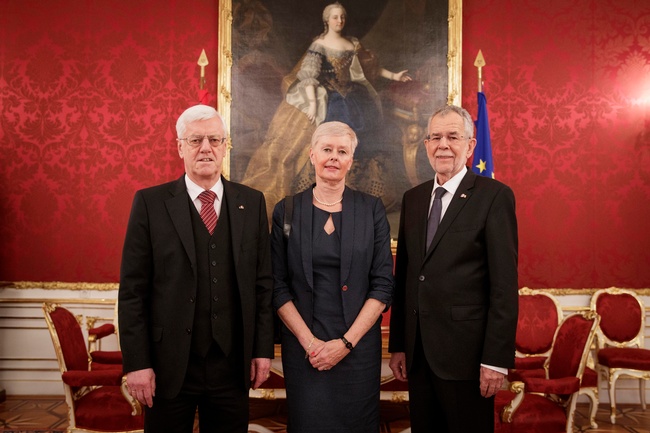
[217, 0, 233, 180]
[448, 0, 462, 105]
[521, 287, 650, 296]
[0, 281, 118, 291]
[0, 298, 115, 305]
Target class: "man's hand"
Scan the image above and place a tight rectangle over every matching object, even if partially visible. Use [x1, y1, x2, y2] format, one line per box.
[479, 366, 505, 397]
[250, 358, 272, 390]
[389, 352, 408, 381]
[126, 368, 156, 407]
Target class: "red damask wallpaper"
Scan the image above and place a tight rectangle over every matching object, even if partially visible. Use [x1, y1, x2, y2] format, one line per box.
[0, 0, 648, 287]
[0, 0, 218, 282]
[462, 0, 650, 288]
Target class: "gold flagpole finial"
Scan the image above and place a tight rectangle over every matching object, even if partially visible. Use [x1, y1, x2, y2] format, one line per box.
[197, 49, 209, 90]
[474, 50, 486, 93]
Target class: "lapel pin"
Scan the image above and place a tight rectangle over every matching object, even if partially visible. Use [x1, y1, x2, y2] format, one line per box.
[460, 194, 467, 199]
[238, 205, 245, 210]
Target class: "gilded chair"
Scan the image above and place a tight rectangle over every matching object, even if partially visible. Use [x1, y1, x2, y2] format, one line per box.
[508, 288, 599, 428]
[43, 302, 143, 433]
[88, 300, 120, 354]
[512, 288, 563, 370]
[495, 311, 600, 433]
[591, 288, 650, 424]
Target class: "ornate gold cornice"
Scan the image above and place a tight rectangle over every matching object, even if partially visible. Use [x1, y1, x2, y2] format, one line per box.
[520, 287, 650, 296]
[0, 281, 118, 291]
[1, 282, 648, 296]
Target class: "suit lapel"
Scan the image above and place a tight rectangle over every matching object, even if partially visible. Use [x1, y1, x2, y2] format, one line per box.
[415, 180, 435, 259]
[339, 188, 354, 285]
[424, 170, 476, 260]
[223, 178, 244, 268]
[165, 176, 197, 278]
[298, 190, 315, 290]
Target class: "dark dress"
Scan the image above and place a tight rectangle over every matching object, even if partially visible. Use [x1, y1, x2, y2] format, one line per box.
[281, 207, 382, 433]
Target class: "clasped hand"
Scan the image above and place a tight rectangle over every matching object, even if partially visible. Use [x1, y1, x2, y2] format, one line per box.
[307, 337, 349, 371]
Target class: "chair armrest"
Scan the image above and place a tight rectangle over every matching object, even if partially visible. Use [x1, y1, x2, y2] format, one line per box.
[500, 381, 526, 423]
[121, 376, 143, 416]
[62, 369, 124, 387]
[521, 376, 580, 395]
[89, 323, 116, 339]
[90, 350, 123, 364]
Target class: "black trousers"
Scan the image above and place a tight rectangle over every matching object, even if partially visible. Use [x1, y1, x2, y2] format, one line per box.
[144, 343, 248, 433]
[407, 331, 495, 433]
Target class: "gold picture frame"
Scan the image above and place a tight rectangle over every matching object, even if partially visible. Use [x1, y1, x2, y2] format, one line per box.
[218, 0, 462, 227]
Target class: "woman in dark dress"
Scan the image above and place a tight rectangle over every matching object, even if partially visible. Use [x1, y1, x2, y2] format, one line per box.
[271, 121, 394, 433]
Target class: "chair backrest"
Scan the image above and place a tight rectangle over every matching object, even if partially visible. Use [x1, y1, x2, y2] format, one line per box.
[43, 303, 91, 373]
[546, 311, 600, 381]
[515, 288, 563, 357]
[591, 288, 645, 349]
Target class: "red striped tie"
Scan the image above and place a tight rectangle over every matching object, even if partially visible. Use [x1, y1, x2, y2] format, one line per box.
[199, 190, 218, 235]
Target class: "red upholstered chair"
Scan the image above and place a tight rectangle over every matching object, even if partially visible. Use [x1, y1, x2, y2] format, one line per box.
[508, 288, 599, 428]
[591, 288, 650, 424]
[495, 311, 600, 433]
[512, 288, 562, 371]
[43, 302, 143, 433]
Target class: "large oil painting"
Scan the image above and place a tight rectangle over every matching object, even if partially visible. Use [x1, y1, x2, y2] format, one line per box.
[219, 0, 462, 234]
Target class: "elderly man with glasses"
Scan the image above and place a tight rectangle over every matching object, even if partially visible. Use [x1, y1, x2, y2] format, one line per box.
[389, 105, 519, 433]
[119, 104, 274, 432]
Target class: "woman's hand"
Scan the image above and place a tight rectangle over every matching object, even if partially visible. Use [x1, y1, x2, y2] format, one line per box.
[308, 338, 349, 371]
[393, 70, 412, 82]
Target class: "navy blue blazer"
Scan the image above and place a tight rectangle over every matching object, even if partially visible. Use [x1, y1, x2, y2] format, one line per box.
[271, 187, 393, 330]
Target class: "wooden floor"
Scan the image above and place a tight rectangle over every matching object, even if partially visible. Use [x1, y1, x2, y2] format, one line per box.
[0, 395, 649, 432]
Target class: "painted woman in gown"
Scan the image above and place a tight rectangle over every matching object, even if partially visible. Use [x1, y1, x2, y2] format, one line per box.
[271, 121, 394, 432]
[242, 2, 411, 218]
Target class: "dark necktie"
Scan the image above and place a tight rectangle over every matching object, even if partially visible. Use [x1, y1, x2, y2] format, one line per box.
[426, 187, 446, 249]
[198, 190, 218, 235]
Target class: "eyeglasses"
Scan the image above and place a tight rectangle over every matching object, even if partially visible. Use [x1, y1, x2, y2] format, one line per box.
[178, 135, 227, 148]
[424, 134, 467, 144]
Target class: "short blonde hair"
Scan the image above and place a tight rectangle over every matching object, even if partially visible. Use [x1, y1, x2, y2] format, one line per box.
[311, 121, 358, 154]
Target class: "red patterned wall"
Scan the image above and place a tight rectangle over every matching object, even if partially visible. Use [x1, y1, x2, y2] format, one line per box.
[0, 0, 218, 282]
[462, 0, 650, 288]
[1, 1, 648, 287]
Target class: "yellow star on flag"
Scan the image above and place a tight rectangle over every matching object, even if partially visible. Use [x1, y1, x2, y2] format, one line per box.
[475, 159, 487, 173]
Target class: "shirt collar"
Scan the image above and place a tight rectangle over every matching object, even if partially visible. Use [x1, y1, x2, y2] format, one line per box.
[432, 166, 467, 197]
[184, 175, 223, 203]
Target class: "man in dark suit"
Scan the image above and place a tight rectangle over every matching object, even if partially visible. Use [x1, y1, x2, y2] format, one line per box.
[388, 105, 518, 433]
[118, 105, 274, 432]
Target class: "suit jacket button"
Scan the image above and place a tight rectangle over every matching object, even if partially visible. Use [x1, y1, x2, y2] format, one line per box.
[341, 285, 348, 291]
[186, 328, 192, 334]
[418, 275, 425, 281]
[189, 296, 195, 303]
[412, 310, 418, 316]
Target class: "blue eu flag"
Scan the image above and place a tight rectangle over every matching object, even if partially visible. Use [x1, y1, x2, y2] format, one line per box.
[472, 92, 494, 178]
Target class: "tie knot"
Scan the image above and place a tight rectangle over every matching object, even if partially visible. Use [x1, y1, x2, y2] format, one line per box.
[199, 190, 217, 205]
[434, 187, 446, 200]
